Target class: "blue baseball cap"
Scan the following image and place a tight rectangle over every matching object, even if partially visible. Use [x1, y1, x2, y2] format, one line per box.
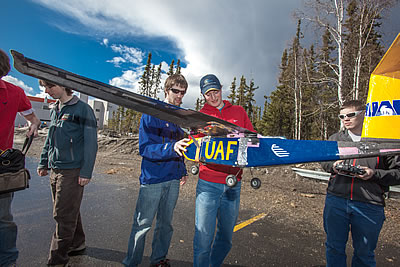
[200, 74, 221, 95]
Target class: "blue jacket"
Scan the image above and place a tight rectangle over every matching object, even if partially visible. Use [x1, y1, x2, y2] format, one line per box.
[139, 113, 187, 184]
[38, 96, 98, 178]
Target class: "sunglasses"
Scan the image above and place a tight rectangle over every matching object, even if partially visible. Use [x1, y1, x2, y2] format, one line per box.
[170, 88, 186, 96]
[338, 110, 364, 120]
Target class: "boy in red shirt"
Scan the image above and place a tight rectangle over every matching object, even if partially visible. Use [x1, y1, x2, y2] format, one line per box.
[0, 49, 40, 267]
[193, 74, 254, 267]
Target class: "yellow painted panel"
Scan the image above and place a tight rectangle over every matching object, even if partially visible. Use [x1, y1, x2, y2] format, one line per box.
[372, 33, 400, 79]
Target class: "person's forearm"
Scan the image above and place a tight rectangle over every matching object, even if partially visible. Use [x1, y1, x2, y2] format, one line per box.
[24, 113, 41, 128]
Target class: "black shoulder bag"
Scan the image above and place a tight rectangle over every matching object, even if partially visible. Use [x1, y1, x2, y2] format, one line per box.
[0, 136, 33, 194]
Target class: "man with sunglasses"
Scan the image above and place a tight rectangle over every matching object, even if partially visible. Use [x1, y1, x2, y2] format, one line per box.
[123, 74, 190, 267]
[193, 74, 254, 267]
[321, 100, 400, 267]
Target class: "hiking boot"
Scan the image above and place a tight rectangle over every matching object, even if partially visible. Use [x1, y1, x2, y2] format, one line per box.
[150, 259, 171, 267]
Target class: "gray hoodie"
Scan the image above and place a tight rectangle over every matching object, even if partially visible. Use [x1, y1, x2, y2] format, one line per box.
[321, 129, 400, 206]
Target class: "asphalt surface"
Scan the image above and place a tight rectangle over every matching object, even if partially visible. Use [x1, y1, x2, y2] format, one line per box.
[15, 156, 400, 267]
[10, 157, 331, 267]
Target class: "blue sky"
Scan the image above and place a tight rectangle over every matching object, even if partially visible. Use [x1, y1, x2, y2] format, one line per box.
[2, 0, 400, 109]
[3, 0, 183, 98]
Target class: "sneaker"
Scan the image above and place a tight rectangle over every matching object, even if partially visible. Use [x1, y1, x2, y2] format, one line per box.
[150, 259, 171, 267]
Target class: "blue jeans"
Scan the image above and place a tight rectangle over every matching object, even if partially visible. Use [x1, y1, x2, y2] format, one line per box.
[323, 193, 385, 267]
[193, 179, 241, 267]
[0, 193, 18, 267]
[123, 179, 180, 267]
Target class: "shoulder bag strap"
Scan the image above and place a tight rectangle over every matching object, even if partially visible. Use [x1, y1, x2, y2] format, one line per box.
[21, 135, 34, 155]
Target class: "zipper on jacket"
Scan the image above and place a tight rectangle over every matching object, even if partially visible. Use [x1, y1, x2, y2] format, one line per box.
[350, 159, 357, 200]
[70, 138, 75, 161]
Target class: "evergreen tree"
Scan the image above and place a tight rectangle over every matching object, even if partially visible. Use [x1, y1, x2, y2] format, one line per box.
[139, 53, 152, 96]
[175, 59, 181, 74]
[300, 46, 321, 140]
[151, 63, 162, 99]
[167, 60, 175, 76]
[227, 77, 237, 105]
[246, 79, 258, 123]
[195, 97, 205, 111]
[236, 76, 248, 108]
[259, 49, 294, 138]
[252, 105, 262, 132]
[285, 20, 303, 139]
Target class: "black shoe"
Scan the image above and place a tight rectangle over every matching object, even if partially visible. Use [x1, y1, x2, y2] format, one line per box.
[67, 243, 86, 256]
[150, 259, 171, 267]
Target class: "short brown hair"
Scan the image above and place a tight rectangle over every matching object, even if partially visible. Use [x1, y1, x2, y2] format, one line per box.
[164, 74, 188, 96]
[0, 49, 11, 78]
[340, 100, 365, 111]
[39, 79, 73, 96]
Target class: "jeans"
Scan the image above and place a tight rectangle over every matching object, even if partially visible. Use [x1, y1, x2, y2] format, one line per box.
[0, 193, 18, 267]
[123, 179, 180, 267]
[193, 179, 241, 267]
[48, 168, 85, 265]
[323, 193, 385, 267]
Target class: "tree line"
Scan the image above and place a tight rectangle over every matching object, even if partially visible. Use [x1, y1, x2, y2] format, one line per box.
[258, 0, 394, 140]
[108, 0, 396, 140]
[107, 52, 182, 134]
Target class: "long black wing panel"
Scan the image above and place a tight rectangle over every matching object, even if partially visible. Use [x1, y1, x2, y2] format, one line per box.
[11, 50, 253, 136]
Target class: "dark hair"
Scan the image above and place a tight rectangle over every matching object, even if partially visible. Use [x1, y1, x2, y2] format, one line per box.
[340, 100, 365, 111]
[0, 49, 11, 78]
[39, 79, 73, 96]
[164, 74, 188, 96]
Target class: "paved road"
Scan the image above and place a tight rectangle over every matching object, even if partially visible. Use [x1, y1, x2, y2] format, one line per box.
[12, 157, 398, 267]
[11, 156, 332, 267]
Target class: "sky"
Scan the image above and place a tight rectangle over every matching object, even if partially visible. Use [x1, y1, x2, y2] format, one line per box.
[2, 0, 400, 110]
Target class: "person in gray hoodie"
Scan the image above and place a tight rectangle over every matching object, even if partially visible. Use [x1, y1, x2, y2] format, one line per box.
[321, 100, 400, 267]
[37, 79, 98, 267]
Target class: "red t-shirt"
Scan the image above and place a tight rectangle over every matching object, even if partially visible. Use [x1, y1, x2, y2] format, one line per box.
[0, 79, 33, 150]
[198, 100, 255, 184]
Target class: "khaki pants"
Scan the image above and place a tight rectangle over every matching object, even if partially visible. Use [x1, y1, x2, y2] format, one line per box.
[48, 168, 85, 265]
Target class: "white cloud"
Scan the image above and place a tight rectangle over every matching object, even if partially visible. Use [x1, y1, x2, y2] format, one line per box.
[33, 0, 303, 108]
[35, 85, 49, 99]
[2, 76, 34, 94]
[109, 44, 144, 66]
[107, 56, 126, 67]
[109, 69, 141, 92]
[101, 38, 109, 46]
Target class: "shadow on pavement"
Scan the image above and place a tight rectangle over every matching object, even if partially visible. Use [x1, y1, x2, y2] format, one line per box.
[85, 246, 125, 262]
[75, 247, 245, 267]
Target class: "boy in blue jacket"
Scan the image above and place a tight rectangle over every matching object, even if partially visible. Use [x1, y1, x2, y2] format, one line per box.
[37, 79, 98, 267]
[123, 74, 190, 267]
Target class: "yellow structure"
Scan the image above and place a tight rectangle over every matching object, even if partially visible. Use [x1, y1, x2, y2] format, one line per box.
[362, 33, 400, 142]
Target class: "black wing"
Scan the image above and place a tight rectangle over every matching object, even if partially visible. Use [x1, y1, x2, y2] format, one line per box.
[11, 50, 253, 136]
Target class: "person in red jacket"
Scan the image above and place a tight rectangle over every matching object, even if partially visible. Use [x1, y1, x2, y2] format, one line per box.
[193, 74, 254, 267]
[0, 49, 40, 267]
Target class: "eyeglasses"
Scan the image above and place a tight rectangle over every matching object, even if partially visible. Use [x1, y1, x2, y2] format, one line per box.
[338, 110, 364, 120]
[170, 88, 186, 96]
